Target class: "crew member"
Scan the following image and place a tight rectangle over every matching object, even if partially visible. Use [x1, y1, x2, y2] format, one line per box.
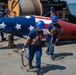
[4, 4, 10, 17]
[22, 20, 44, 74]
[4, 8, 9, 16]
[46, 16, 63, 60]
[0, 8, 6, 41]
[44, 6, 56, 18]
[50, 6, 56, 18]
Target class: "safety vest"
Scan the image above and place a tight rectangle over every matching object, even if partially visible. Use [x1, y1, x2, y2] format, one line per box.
[29, 29, 42, 46]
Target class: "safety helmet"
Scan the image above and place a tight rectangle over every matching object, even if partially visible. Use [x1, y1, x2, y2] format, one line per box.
[0, 8, 4, 12]
[50, 6, 54, 11]
[5, 8, 9, 13]
[52, 16, 58, 22]
[36, 20, 44, 29]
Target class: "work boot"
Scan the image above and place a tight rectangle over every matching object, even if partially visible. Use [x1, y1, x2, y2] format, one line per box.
[2, 38, 6, 41]
[51, 53, 55, 60]
[37, 66, 43, 75]
[45, 50, 50, 55]
[29, 61, 33, 69]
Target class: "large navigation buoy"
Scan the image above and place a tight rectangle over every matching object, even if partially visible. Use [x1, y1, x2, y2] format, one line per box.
[8, 0, 42, 16]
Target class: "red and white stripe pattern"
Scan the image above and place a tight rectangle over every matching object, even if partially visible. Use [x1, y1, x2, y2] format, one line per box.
[35, 16, 52, 40]
[35, 16, 52, 34]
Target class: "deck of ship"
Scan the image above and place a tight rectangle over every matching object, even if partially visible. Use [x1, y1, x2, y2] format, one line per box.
[0, 35, 76, 75]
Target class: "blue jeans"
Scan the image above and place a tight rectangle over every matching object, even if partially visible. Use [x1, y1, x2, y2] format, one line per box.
[46, 35, 54, 54]
[28, 44, 42, 67]
[1, 32, 4, 39]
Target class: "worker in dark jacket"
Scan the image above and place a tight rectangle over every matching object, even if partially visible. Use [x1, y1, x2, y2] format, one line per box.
[22, 20, 44, 74]
[46, 16, 63, 60]
[4, 8, 9, 16]
[44, 6, 56, 18]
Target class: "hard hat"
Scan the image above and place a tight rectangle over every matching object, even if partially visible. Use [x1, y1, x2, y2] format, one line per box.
[50, 6, 54, 11]
[36, 20, 44, 29]
[0, 8, 4, 12]
[5, 8, 9, 13]
[52, 16, 58, 22]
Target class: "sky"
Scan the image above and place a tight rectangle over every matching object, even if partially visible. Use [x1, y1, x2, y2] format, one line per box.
[65, 0, 76, 3]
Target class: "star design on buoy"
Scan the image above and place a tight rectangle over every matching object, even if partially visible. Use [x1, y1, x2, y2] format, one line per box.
[8, 16, 14, 18]
[28, 25, 34, 31]
[23, 35, 28, 38]
[15, 24, 21, 30]
[0, 22, 6, 29]
[25, 16, 31, 19]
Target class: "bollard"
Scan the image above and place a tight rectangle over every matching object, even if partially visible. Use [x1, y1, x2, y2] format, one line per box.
[8, 34, 14, 48]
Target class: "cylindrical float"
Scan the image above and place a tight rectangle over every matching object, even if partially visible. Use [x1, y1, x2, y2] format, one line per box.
[0, 16, 76, 41]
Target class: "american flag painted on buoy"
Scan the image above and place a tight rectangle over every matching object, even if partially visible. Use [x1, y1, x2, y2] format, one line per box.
[0, 15, 76, 40]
